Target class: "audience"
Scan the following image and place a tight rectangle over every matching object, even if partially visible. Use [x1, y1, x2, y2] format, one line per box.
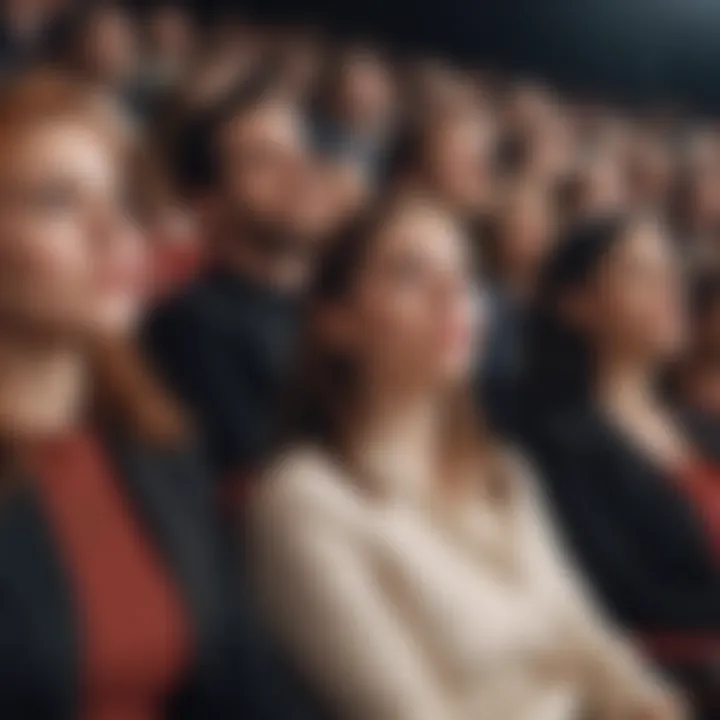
[0, 3, 718, 717]
[250, 196, 682, 720]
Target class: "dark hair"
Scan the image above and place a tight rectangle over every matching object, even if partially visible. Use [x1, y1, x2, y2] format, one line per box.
[281, 197, 509, 500]
[384, 113, 429, 186]
[522, 214, 631, 420]
[280, 204, 391, 450]
[171, 68, 285, 197]
[494, 130, 532, 179]
[691, 271, 720, 322]
[44, 1, 128, 70]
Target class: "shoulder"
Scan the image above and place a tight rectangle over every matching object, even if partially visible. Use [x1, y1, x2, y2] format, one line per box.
[490, 444, 545, 505]
[143, 275, 231, 344]
[251, 446, 368, 538]
[111, 434, 213, 510]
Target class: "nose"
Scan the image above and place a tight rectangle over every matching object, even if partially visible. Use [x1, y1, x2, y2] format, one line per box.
[87, 196, 134, 250]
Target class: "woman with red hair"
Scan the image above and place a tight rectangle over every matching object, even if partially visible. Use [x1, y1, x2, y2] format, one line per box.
[0, 71, 316, 720]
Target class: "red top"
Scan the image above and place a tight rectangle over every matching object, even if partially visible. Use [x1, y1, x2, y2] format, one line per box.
[35, 434, 192, 720]
[676, 460, 720, 562]
[150, 240, 204, 299]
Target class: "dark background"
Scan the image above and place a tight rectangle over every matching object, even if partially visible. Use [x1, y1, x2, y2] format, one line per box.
[164, 0, 720, 115]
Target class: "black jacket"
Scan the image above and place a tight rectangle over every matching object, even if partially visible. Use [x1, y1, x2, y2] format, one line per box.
[143, 269, 299, 480]
[0, 433, 316, 720]
[525, 407, 720, 631]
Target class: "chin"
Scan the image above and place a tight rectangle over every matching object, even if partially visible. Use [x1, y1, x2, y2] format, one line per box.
[90, 301, 141, 339]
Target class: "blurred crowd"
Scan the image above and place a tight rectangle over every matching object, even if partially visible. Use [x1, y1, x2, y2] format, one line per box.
[2, 0, 720, 719]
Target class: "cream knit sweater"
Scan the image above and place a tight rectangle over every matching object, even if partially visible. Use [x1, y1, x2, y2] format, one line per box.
[249, 445, 675, 720]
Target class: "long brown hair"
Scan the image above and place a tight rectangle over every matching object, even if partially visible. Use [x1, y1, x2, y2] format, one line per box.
[281, 197, 508, 501]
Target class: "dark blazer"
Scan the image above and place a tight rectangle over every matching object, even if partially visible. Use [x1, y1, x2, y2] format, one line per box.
[143, 269, 299, 480]
[525, 406, 720, 631]
[0, 433, 317, 720]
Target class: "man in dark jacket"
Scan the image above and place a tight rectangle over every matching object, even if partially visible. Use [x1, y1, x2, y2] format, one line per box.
[144, 73, 327, 485]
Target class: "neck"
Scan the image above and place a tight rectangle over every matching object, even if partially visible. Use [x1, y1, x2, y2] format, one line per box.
[0, 334, 86, 441]
[595, 352, 656, 416]
[212, 227, 310, 295]
[350, 385, 440, 497]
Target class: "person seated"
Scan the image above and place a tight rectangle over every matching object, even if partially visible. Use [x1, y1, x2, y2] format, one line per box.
[387, 99, 495, 227]
[143, 72, 333, 487]
[521, 215, 720, 633]
[0, 70, 317, 720]
[311, 45, 396, 177]
[480, 177, 557, 435]
[249, 196, 683, 720]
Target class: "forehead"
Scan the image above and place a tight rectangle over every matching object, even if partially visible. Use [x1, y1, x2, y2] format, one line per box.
[608, 220, 672, 270]
[0, 119, 116, 183]
[222, 100, 305, 150]
[372, 202, 468, 263]
[435, 112, 490, 151]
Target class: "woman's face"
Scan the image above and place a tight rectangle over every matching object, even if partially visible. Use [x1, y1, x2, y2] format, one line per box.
[333, 201, 480, 394]
[0, 119, 147, 341]
[83, 8, 138, 86]
[427, 111, 494, 217]
[586, 221, 686, 361]
[339, 52, 395, 133]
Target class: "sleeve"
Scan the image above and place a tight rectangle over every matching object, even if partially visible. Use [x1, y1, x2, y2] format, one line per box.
[531, 429, 720, 629]
[516, 457, 683, 718]
[142, 304, 261, 477]
[249, 479, 458, 720]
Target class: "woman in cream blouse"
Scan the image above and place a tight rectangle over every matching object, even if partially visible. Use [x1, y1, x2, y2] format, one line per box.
[250, 196, 684, 720]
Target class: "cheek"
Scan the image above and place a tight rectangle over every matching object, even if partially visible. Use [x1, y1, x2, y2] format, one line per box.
[233, 170, 287, 217]
[357, 289, 434, 368]
[359, 287, 475, 380]
[91, 229, 150, 335]
[610, 284, 685, 350]
[0, 217, 92, 319]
